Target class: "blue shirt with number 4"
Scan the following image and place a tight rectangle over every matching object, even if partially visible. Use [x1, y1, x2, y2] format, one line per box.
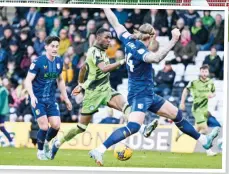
[119, 31, 154, 98]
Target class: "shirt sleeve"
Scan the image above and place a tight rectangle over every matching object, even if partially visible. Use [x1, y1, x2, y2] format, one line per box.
[91, 49, 104, 66]
[28, 59, 40, 75]
[134, 47, 150, 62]
[186, 81, 193, 91]
[118, 31, 132, 45]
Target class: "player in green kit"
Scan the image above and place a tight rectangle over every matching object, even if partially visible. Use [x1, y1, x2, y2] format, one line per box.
[177, 64, 220, 156]
[50, 28, 158, 159]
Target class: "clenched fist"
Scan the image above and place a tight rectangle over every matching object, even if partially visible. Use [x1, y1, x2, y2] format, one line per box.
[171, 28, 181, 42]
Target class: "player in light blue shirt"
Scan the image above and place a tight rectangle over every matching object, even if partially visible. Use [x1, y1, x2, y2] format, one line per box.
[25, 36, 72, 160]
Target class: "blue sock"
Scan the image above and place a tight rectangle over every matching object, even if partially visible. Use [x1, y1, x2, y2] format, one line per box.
[207, 115, 221, 127]
[173, 110, 200, 140]
[103, 122, 140, 149]
[46, 127, 59, 142]
[37, 129, 47, 150]
[0, 126, 12, 142]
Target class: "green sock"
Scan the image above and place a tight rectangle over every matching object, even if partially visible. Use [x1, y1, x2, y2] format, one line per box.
[60, 123, 87, 145]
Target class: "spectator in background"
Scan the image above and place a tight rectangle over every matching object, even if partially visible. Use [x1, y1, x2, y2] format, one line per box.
[180, 10, 200, 28]
[0, 77, 14, 147]
[171, 28, 197, 68]
[166, 9, 179, 38]
[13, 18, 30, 35]
[19, 30, 33, 55]
[129, 9, 144, 30]
[201, 14, 224, 51]
[1, 27, 14, 51]
[203, 47, 221, 79]
[45, 9, 56, 35]
[109, 49, 125, 90]
[202, 10, 215, 30]
[85, 19, 96, 39]
[154, 61, 176, 97]
[68, 23, 77, 42]
[15, 94, 32, 122]
[99, 108, 125, 124]
[106, 38, 121, 59]
[10, 79, 27, 108]
[6, 61, 18, 87]
[176, 18, 185, 33]
[72, 33, 87, 57]
[74, 9, 89, 38]
[35, 17, 46, 36]
[191, 18, 208, 50]
[62, 56, 74, 86]
[94, 9, 107, 29]
[50, 18, 61, 36]
[124, 18, 134, 33]
[60, 8, 72, 29]
[26, 7, 41, 29]
[33, 30, 46, 56]
[0, 17, 10, 38]
[143, 9, 167, 36]
[0, 42, 8, 77]
[58, 28, 71, 56]
[20, 46, 37, 78]
[114, 8, 128, 25]
[8, 40, 23, 75]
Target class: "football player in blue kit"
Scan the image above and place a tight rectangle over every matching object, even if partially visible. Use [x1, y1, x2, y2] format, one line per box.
[25, 36, 72, 160]
[89, 8, 220, 166]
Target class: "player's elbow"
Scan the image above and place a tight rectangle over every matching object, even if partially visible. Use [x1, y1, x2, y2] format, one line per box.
[100, 67, 109, 73]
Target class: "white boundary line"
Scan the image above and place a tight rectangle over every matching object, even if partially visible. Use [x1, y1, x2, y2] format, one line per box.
[0, 2, 227, 173]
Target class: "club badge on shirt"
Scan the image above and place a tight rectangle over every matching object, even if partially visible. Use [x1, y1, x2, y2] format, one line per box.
[30, 63, 35, 70]
[57, 63, 60, 69]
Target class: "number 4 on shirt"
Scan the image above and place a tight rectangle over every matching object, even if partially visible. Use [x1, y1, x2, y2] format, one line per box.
[125, 53, 134, 72]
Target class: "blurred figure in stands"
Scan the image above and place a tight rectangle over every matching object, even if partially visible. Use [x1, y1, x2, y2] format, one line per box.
[203, 47, 222, 79]
[154, 61, 176, 97]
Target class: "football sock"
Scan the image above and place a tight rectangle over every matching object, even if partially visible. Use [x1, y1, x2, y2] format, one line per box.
[60, 123, 87, 145]
[173, 110, 200, 140]
[46, 127, 59, 142]
[103, 122, 140, 149]
[37, 129, 48, 150]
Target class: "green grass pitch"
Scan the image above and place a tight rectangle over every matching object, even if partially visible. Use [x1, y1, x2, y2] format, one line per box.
[0, 148, 222, 169]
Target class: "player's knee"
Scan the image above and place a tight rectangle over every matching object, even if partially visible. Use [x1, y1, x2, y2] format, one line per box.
[77, 123, 88, 133]
[40, 124, 49, 131]
[51, 122, 60, 130]
[126, 122, 141, 135]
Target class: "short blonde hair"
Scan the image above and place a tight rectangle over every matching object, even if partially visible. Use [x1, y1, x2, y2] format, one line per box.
[133, 23, 155, 41]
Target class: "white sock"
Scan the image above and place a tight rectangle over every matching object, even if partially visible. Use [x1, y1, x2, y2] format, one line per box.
[139, 124, 146, 135]
[44, 140, 49, 144]
[198, 134, 207, 145]
[96, 144, 107, 153]
[38, 150, 43, 154]
[55, 140, 61, 148]
[206, 148, 213, 153]
[178, 130, 183, 136]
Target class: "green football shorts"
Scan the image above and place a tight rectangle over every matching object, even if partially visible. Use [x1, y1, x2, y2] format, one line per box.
[192, 109, 208, 124]
[81, 88, 120, 115]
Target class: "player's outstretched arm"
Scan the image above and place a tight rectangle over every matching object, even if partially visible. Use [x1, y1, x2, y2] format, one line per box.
[25, 72, 37, 108]
[103, 8, 128, 37]
[72, 64, 87, 96]
[180, 87, 189, 111]
[58, 74, 72, 110]
[97, 59, 125, 73]
[144, 28, 180, 63]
